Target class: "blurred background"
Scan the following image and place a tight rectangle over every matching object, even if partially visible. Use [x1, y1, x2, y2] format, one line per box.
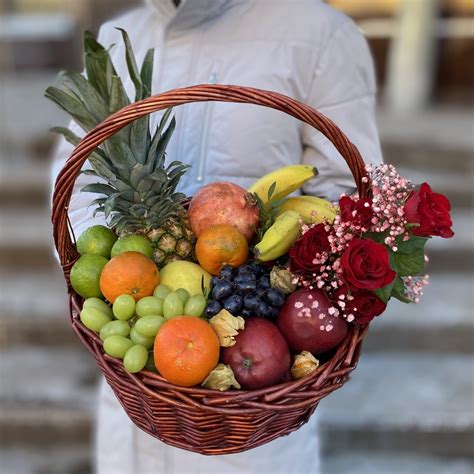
[0, 0, 473, 473]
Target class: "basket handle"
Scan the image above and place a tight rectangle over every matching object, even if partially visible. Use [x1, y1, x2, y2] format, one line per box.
[52, 84, 370, 271]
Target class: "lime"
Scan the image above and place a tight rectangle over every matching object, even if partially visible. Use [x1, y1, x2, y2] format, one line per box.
[70, 254, 108, 298]
[76, 225, 117, 258]
[111, 235, 153, 259]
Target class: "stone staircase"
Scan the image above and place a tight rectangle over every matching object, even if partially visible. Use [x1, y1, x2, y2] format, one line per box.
[0, 72, 473, 474]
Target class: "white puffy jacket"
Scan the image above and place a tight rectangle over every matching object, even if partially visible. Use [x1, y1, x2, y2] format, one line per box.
[51, 1, 382, 472]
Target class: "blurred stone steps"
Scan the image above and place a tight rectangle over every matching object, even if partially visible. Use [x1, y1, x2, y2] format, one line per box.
[321, 451, 474, 474]
[382, 141, 474, 177]
[377, 106, 474, 174]
[0, 404, 92, 448]
[0, 346, 96, 447]
[396, 166, 473, 209]
[0, 446, 91, 474]
[0, 159, 50, 207]
[0, 209, 57, 268]
[318, 352, 474, 458]
[0, 13, 79, 72]
[0, 73, 68, 152]
[0, 347, 97, 408]
[0, 269, 75, 348]
[363, 273, 474, 353]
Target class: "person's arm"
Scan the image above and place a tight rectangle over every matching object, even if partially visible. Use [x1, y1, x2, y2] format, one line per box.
[301, 20, 383, 201]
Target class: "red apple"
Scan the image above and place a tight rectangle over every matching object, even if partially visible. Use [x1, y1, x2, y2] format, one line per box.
[277, 288, 348, 354]
[221, 318, 291, 390]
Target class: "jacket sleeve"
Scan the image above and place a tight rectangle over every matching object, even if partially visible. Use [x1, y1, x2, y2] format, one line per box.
[301, 19, 383, 201]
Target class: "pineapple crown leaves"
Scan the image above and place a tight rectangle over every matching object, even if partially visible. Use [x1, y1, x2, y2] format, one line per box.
[46, 29, 191, 233]
[45, 29, 155, 171]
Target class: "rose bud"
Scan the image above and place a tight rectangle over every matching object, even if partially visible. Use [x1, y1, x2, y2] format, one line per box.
[404, 183, 454, 238]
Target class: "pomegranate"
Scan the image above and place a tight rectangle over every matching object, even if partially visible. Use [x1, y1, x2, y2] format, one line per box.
[189, 182, 260, 241]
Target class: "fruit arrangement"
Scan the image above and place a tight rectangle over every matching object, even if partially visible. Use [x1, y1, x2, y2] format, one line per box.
[48, 31, 454, 395]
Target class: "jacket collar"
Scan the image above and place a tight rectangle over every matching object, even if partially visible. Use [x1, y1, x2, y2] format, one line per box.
[146, 0, 236, 29]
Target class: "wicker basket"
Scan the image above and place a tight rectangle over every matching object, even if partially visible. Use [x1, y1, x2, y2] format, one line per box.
[53, 84, 371, 455]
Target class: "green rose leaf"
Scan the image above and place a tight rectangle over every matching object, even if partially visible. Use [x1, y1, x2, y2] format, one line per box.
[396, 235, 428, 255]
[374, 279, 395, 304]
[391, 277, 411, 303]
[391, 236, 428, 277]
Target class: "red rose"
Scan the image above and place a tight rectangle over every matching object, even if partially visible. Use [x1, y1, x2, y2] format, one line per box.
[339, 196, 373, 228]
[340, 238, 396, 290]
[289, 224, 330, 274]
[334, 286, 386, 325]
[404, 183, 454, 238]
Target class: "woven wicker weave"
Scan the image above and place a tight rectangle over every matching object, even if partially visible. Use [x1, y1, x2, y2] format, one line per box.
[53, 85, 370, 455]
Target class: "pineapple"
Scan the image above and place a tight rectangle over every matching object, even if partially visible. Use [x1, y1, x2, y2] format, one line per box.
[46, 29, 196, 267]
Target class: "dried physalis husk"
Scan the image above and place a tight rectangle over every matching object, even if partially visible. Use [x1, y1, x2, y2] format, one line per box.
[209, 309, 245, 347]
[270, 266, 297, 295]
[201, 363, 241, 391]
[291, 351, 320, 379]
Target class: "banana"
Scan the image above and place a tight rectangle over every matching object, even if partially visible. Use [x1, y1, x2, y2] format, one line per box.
[248, 165, 318, 205]
[278, 195, 337, 224]
[254, 210, 301, 262]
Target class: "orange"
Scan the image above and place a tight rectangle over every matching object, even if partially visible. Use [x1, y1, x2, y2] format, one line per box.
[153, 316, 220, 387]
[195, 224, 249, 275]
[99, 251, 160, 303]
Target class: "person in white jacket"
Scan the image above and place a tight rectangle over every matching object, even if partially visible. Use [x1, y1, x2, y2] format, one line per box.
[51, 1, 383, 472]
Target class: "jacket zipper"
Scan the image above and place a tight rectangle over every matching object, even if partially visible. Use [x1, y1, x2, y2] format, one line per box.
[196, 71, 219, 182]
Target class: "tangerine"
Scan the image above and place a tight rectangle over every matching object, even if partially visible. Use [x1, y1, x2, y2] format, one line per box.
[195, 224, 249, 275]
[99, 251, 160, 303]
[153, 316, 220, 387]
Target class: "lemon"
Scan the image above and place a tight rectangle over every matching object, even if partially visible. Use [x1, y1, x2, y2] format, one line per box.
[111, 235, 153, 259]
[70, 254, 108, 298]
[160, 261, 212, 297]
[76, 225, 117, 258]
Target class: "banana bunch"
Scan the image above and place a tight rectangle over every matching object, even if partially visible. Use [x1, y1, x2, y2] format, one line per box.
[278, 195, 336, 224]
[254, 210, 301, 262]
[248, 165, 317, 205]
